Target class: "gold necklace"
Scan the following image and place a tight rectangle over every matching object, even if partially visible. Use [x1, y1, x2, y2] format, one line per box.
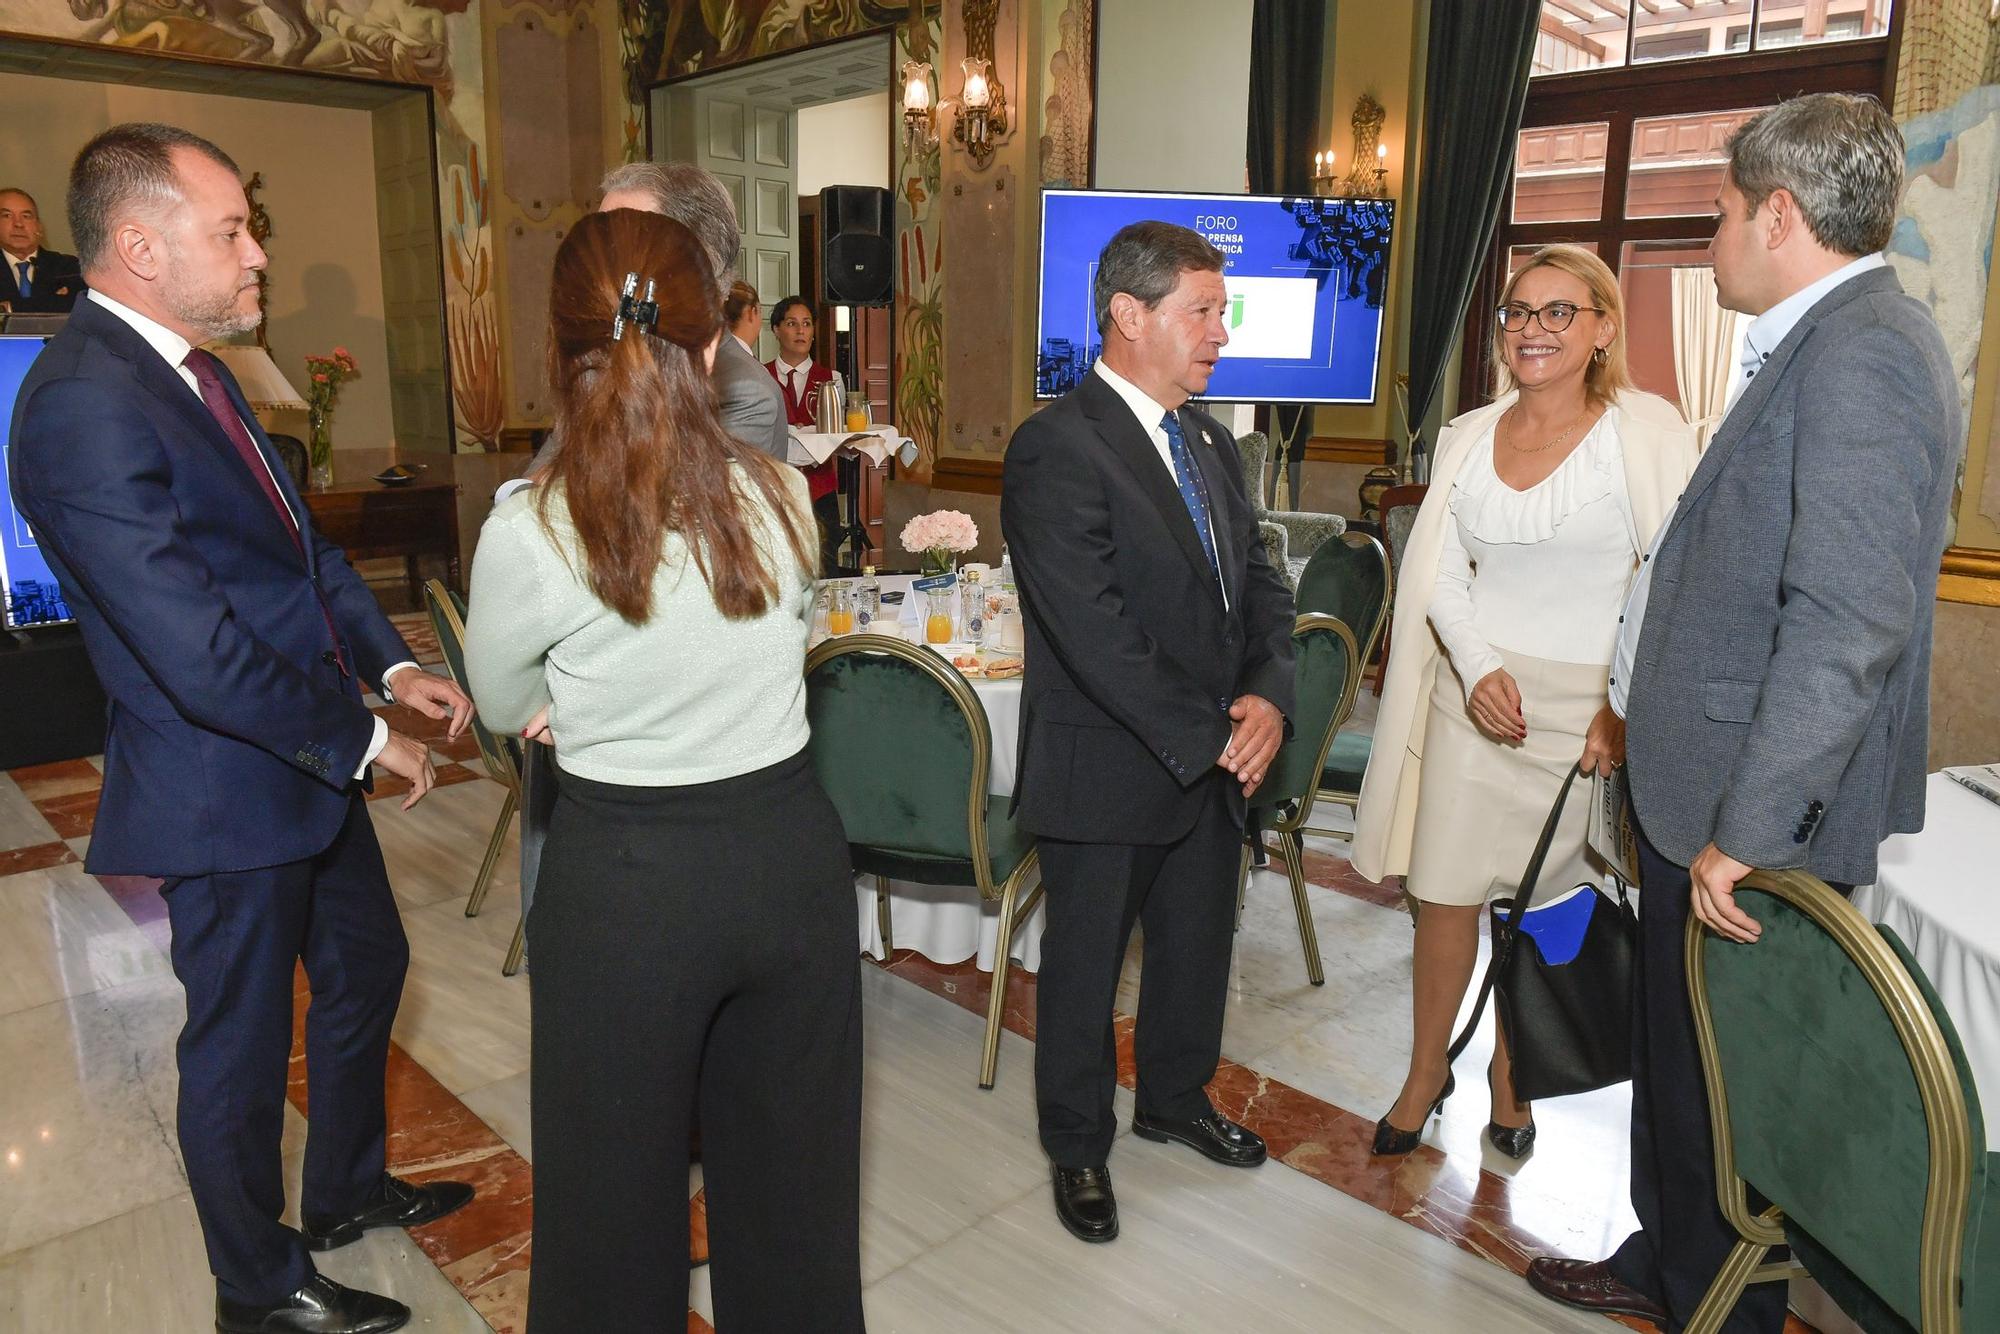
[1504, 405, 1592, 453]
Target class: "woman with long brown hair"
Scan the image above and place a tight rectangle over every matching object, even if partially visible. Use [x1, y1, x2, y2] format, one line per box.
[465, 208, 863, 1332]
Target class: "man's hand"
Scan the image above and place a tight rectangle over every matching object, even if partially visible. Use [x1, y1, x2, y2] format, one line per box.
[385, 667, 473, 740]
[1219, 694, 1284, 798]
[1690, 842, 1760, 943]
[373, 730, 437, 811]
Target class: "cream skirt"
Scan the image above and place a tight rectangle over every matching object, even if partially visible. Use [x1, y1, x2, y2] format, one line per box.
[1405, 647, 1609, 907]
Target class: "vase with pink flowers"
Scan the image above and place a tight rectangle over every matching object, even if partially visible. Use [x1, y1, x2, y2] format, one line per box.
[302, 346, 360, 490]
[899, 509, 979, 578]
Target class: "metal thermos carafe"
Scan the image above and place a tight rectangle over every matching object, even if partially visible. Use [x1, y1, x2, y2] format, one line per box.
[814, 377, 847, 434]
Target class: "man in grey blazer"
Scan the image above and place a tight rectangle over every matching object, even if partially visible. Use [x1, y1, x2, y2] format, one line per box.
[1528, 94, 1959, 1333]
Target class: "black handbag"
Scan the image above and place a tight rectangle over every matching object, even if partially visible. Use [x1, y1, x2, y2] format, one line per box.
[1446, 764, 1637, 1101]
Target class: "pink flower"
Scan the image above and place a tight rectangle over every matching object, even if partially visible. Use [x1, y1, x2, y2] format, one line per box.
[899, 509, 978, 555]
[313, 372, 329, 383]
[333, 346, 350, 358]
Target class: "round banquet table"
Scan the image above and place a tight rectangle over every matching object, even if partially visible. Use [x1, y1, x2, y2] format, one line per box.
[815, 574, 1047, 972]
[1851, 773, 2000, 1150]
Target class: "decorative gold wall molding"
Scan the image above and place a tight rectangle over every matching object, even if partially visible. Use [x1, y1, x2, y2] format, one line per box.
[1939, 545, 2000, 606]
[931, 454, 1004, 493]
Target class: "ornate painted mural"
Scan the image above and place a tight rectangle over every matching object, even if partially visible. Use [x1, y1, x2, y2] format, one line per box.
[894, 7, 945, 476]
[1038, 0, 1093, 188]
[0, 0, 501, 452]
[649, 0, 911, 80]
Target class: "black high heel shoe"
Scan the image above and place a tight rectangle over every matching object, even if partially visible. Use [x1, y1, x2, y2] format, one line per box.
[1485, 1066, 1537, 1159]
[1371, 1071, 1454, 1157]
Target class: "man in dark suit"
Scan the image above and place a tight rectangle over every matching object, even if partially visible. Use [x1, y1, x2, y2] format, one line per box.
[1001, 221, 1296, 1244]
[0, 188, 83, 312]
[10, 123, 476, 1334]
[1527, 95, 1959, 1333]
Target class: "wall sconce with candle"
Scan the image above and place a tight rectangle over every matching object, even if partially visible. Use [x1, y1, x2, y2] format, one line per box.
[1311, 149, 1337, 195]
[951, 54, 1010, 167]
[1341, 92, 1391, 199]
[902, 58, 939, 152]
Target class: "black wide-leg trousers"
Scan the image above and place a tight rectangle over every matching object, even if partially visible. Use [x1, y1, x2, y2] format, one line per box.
[1033, 773, 1241, 1168]
[162, 796, 409, 1305]
[525, 751, 864, 1334]
[1610, 818, 1799, 1334]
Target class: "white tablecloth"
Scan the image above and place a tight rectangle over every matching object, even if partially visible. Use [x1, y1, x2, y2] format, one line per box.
[820, 575, 1044, 970]
[787, 427, 916, 468]
[1852, 773, 2000, 1150]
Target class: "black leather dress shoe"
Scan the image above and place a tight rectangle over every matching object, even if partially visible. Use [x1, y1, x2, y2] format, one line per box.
[1524, 1256, 1667, 1327]
[215, 1274, 409, 1334]
[1051, 1164, 1119, 1242]
[1131, 1110, 1268, 1167]
[301, 1175, 475, 1252]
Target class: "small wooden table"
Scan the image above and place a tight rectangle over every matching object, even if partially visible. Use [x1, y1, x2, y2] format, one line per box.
[303, 478, 461, 602]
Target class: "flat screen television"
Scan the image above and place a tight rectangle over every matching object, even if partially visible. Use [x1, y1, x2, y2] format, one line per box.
[0, 334, 73, 629]
[1036, 188, 1395, 404]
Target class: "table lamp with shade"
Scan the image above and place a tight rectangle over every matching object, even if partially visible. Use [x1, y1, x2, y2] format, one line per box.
[205, 343, 314, 487]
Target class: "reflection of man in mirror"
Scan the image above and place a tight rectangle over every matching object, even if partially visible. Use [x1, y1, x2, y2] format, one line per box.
[244, 172, 274, 344]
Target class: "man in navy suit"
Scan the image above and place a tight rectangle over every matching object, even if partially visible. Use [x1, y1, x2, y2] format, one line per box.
[0, 188, 83, 312]
[10, 123, 474, 1334]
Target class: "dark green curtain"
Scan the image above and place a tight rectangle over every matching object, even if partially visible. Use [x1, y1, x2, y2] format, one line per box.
[1246, 0, 1328, 508]
[1405, 0, 1542, 437]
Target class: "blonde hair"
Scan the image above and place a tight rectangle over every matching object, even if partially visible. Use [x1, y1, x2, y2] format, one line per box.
[1491, 243, 1633, 406]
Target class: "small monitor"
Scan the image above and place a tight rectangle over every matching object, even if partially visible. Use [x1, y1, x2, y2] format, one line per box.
[1036, 188, 1395, 404]
[0, 335, 73, 630]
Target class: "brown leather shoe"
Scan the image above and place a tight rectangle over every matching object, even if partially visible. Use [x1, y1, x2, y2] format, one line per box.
[1525, 1257, 1667, 1327]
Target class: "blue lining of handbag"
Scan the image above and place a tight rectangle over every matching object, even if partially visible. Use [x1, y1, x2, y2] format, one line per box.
[1492, 884, 1598, 967]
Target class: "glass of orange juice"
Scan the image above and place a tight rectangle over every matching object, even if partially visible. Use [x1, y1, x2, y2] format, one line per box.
[925, 587, 954, 644]
[845, 390, 872, 434]
[827, 582, 856, 636]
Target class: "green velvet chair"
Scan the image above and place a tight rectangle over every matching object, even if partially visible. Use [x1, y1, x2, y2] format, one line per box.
[1686, 869, 2000, 1333]
[1290, 533, 1391, 842]
[1233, 430, 1347, 588]
[423, 579, 529, 976]
[804, 634, 1043, 1089]
[1237, 612, 1361, 987]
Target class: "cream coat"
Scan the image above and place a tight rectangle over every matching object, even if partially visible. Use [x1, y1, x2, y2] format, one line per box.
[1350, 389, 1700, 883]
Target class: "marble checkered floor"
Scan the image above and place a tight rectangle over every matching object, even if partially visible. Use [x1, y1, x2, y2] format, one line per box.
[0, 690, 1831, 1332]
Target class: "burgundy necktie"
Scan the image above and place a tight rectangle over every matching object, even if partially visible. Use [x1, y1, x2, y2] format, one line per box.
[182, 347, 349, 679]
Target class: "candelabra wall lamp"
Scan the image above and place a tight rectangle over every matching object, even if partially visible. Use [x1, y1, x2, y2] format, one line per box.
[902, 58, 939, 152]
[951, 55, 1009, 167]
[1342, 91, 1391, 199]
[1311, 149, 1337, 195]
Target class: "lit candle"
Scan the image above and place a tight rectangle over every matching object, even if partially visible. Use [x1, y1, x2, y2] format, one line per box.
[961, 58, 991, 110]
[1377, 143, 1387, 162]
[902, 61, 932, 113]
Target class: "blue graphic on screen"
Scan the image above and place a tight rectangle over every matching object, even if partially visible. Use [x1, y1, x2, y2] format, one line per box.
[1036, 189, 1395, 403]
[0, 335, 71, 629]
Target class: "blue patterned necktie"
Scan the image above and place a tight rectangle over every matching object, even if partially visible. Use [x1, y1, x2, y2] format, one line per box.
[14, 260, 29, 300]
[1161, 411, 1221, 587]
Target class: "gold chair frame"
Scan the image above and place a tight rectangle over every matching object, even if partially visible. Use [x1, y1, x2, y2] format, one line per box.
[805, 634, 1044, 1089]
[1236, 613, 1362, 987]
[1685, 868, 1977, 1334]
[1300, 531, 1391, 842]
[423, 579, 528, 975]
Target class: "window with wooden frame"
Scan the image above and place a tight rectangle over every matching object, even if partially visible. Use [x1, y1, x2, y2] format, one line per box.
[1457, 1, 1902, 416]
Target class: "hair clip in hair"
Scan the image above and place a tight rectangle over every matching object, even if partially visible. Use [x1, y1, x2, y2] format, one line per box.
[612, 272, 659, 342]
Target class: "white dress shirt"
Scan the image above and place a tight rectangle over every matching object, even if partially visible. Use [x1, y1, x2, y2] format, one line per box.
[4, 245, 38, 289]
[1092, 359, 1227, 608]
[87, 290, 414, 774]
[1607, 252, 1887, 717]
[775, 355, 813, 407]
[732, 333, 757, 359]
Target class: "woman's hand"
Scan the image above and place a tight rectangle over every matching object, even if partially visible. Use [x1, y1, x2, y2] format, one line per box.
[1580, 704, 1625, 776]
[1467, 668, 1527, 744]
[522, 705, 555, 747]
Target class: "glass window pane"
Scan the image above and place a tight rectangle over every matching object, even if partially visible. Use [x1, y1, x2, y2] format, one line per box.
[1757, 0, 1894, 50]
[1625, 107, 1767, 219]
[1513, 121, 1609, 224]
[1617, 239, 1750, 417]
[1532, 1, 1627, 77]
[1631, 0, 1746, 66]
[1509, 241, 1601, 279]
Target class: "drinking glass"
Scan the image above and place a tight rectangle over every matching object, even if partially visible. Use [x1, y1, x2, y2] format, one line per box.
[925, 586, 955, 644]
[827, 582, 856, 636]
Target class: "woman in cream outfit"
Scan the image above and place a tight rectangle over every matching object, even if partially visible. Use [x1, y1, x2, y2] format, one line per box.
[1352, 245, 1698, 1160]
